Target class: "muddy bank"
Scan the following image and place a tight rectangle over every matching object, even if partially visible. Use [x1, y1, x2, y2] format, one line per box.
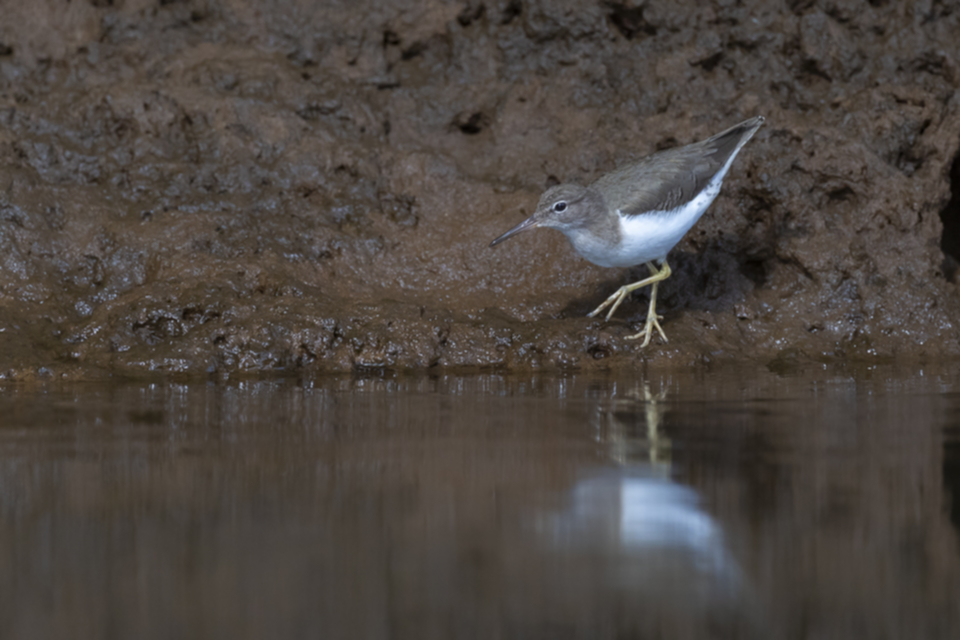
[1, 0, 959, 377]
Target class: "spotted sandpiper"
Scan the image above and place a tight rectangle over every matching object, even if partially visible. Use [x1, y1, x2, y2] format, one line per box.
[490, 116, 764, 347]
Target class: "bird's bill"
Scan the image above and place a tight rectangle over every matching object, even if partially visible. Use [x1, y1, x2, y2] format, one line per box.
[489, 215, 540, 247]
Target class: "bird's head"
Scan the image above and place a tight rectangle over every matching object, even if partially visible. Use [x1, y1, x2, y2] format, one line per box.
[489, 183, 602, 246]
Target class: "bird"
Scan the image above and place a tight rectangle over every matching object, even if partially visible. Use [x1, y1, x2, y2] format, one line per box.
[489, 115, 764, 347]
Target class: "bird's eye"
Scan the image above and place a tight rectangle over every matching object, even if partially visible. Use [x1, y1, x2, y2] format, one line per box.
[553, 201, 567, 213]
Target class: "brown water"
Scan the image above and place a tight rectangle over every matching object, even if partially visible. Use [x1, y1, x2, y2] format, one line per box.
[2, 364, 960, 640]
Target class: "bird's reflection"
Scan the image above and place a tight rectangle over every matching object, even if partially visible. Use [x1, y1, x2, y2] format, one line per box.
[529, 380, 761, 636]
[596, 381, 671, 467]
[542, 468, 744, 593]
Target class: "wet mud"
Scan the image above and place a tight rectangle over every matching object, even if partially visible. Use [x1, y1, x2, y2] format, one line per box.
[1, 0, 960, 377]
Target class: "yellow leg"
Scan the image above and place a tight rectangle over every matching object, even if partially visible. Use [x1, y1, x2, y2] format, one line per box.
[625, 279, 669, 347]
[587, 261, 672, 347]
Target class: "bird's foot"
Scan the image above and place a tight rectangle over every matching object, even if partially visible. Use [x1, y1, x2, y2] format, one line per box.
[625, 313, 668, 348]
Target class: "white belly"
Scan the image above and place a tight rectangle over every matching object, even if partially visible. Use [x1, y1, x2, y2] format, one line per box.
[569, 169, 727, 268]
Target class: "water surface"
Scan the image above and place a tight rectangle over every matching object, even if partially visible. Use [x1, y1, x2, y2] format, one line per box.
[2, 365, 959, 639]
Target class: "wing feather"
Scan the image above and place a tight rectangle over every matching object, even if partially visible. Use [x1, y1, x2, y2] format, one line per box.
[593, 116, 764, 217]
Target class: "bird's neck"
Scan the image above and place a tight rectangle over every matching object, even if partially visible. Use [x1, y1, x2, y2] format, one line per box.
[560, 211, 623, 268]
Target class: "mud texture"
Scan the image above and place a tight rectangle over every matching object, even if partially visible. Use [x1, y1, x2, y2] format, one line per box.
[1, 0, 960, 377]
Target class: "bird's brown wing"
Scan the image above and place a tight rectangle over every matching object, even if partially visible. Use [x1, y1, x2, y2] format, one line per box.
[593, 116, 764, 217]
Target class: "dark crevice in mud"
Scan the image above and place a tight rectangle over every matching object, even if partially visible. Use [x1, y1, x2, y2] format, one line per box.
[383, 30, 400, 47]
[826, 185, 856, 202]
[499, 0, 522, 25]
[692, 52, 724, 73]
[587, 344, 610, 360]
[604, 2, 657, 40]
[740, 259, 768, 289]
[400, 43, 424, 61]
[787, 0, 816, 15]
[452, 111, 488, 135]
[940, 149, 960, 281]
[457, 3, 486, 27]
[799, 59, 832, 83]
[655, 136, 679, 151]
[296, 101, 339, 121]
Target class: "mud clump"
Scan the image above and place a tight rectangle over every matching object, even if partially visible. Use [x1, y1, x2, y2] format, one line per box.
[1, 0, 959, 377]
